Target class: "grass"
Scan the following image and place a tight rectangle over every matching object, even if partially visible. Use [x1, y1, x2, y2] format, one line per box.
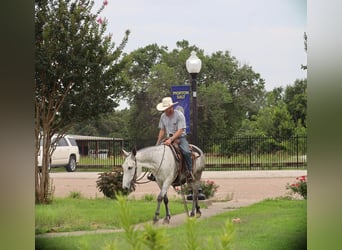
[36, 197, 306, 250]
[35, 196, 187, 234]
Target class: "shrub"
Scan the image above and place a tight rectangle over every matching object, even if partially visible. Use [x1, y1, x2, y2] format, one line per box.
[176, 179, 219, 199]
[68, 191, 82, 199]
[286, 175, 307, 199]
[96, 169, 132, 199]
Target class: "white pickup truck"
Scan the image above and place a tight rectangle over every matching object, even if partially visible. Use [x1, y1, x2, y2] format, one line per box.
[38, 135, 80, 172]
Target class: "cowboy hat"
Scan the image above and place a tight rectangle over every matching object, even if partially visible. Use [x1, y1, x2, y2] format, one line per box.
[156, 97, 178, 111]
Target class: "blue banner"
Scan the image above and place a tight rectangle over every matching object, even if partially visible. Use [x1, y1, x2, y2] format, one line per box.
[171, 85, 191, 134]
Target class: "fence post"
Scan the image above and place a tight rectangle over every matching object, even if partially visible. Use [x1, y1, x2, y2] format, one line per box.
[113, 138, 116, 167]
[296, 135, 299, 168]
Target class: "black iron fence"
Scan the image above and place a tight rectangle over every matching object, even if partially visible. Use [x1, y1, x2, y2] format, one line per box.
[76, 136, 307, 171]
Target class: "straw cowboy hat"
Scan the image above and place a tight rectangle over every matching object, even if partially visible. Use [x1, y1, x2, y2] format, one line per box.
[156, 97, 178, 112]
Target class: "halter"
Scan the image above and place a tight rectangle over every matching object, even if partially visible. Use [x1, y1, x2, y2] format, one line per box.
[133, 144, 166, 185]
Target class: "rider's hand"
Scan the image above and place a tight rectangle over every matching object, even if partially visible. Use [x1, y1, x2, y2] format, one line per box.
[164, 138, 172, 145]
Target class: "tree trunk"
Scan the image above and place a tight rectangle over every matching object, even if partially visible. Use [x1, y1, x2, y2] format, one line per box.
[35, 128, 52, 204]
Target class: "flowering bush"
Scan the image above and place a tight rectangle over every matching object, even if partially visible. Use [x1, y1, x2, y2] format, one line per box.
[96, 170, 132, 199]
[176, 180, 219, 199]
[286, 175, 307, 199]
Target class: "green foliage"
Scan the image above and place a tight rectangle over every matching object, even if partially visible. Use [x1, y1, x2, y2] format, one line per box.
[96, 170, 131, 199]
[185, 217, 200, 250]
[141, 224, 170, 250]
[68, 191, 83, 199]
[116, 195, 140, 249]
[67, 110, 131, 138]
[198, 82, 233, 138]
[35, 0, 130, 203]
[237, 81, 307, 140]
[220, 220, 235, 250]
[143, 194, 156, 201]
[64, 39, 307, 144]
[35, 0, 130, 129]
[120, 42, 266, 143]
[284, 79, 307, 128]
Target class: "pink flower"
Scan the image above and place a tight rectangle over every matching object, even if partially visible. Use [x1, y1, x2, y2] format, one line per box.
[97, 17, 103, 24]
[103, 0, 108, 6]
[300, 176, 307, 181]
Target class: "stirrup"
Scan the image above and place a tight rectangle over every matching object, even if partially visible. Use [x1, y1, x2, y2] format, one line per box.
[186, 171, 194, 182]
[147, 173, 156, 181]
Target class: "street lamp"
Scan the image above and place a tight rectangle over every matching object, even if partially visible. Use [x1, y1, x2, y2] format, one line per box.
[186, 51, 202, 146]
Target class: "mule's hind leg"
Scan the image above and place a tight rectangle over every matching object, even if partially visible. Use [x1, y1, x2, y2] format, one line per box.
[153, 194, 163, 223]
[190, 182, 201, 217]
[163, 194, 171, 224]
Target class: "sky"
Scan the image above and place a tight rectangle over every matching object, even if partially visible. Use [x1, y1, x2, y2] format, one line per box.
[94, 0, 307, 92]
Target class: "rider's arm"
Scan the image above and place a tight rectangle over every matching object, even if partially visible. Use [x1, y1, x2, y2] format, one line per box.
[156, 128, 166, 145]
[165, 128, 184, 145]
[170, 128, 184, 142]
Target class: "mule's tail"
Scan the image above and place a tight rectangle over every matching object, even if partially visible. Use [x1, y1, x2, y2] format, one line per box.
[190, 144, 205, 174]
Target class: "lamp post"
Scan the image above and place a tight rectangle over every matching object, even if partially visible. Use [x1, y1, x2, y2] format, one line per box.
[186, 51, 202, 146]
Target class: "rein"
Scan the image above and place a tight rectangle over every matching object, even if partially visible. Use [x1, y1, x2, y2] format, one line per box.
[133, 144, 166, 185]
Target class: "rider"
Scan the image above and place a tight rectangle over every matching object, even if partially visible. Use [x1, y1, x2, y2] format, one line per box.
[148, 96, 194, 182]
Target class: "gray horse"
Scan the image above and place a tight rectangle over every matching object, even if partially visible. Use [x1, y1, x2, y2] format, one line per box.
[121, 144, 205, 224]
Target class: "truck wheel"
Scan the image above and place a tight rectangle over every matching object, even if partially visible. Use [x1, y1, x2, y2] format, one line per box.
[66, 156, 77, 172]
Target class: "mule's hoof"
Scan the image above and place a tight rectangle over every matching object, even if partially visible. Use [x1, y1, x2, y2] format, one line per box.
[153, 218, 159, 224]
[163, 218, 170, 224]
[196, 212, 202, 218]
[189, 212, 195, 217]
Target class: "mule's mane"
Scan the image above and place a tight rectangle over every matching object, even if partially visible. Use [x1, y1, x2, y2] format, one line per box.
[134, 145, 166, 170]
[137, 145, 162, 153]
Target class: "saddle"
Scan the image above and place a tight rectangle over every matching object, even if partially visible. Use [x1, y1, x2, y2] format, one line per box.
[168, 140, 201, 187]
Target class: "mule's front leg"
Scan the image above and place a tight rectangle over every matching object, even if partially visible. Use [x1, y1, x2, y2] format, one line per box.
[153, 194, 163, 224]
[163, 194, 171, 224]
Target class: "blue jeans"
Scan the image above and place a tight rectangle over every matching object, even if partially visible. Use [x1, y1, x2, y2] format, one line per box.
[179, 137, 192, 172]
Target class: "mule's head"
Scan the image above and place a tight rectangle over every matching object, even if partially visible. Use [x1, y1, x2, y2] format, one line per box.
[121, 147, 137, 190]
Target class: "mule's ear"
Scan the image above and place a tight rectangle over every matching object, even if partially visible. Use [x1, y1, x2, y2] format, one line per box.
[121, 148, 129, 157]
[131, 146, 137, 156]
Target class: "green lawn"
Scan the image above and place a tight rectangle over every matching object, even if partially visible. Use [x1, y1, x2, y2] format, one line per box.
[35, 196, 187, 234]
[36, 197, 306, 250]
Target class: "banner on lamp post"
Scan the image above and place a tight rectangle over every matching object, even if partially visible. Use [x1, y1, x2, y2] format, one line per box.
[171, 85, 191, 134]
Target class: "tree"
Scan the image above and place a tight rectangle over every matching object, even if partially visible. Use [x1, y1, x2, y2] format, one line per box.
[198, 82, 233, 138]
[284, 79, 307, 128]
[201, 51, 265, 135]
[35, 0, 130, 203]
[123, 43, 265, 143]
[122, 44, 169, 145]
[67, 110, 131, 138]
